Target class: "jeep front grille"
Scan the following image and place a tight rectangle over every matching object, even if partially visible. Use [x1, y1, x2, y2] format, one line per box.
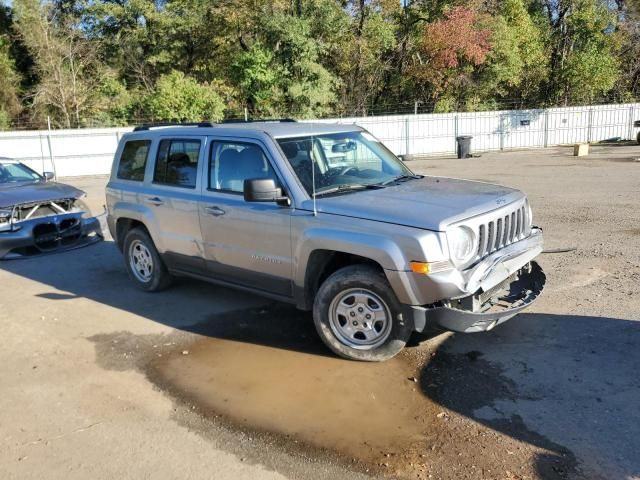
[477, 205, 529, 259]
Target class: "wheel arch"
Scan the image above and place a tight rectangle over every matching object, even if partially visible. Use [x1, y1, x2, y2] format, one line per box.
[294, 229, 409, 310]
[115, 217, 150, 251]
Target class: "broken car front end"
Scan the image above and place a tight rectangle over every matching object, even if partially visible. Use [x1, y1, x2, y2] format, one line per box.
[0, 197, 103, 259]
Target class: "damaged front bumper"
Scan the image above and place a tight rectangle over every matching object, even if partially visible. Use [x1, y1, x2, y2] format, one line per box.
[405, 228, 546, 333]
[0, 211, 104, 260]
[423, 261, 545, 332]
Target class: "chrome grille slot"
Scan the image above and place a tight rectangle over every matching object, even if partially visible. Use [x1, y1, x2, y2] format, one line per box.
[477, 224, 485, 257]
[487, 221, 495, 255]
[495, 218, 503, 251]
[510, 212, 516, 242]
[502, 214, 510, 246]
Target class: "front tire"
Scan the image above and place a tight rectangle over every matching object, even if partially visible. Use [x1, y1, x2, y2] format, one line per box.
[123, 227, 172, 292]
[313, 265, 413, 361]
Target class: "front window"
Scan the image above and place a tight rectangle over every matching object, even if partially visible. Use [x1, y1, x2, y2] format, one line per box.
[209, 141, 279, 194]
[0, 162, 42, 184]
[277, 131, 412, 196]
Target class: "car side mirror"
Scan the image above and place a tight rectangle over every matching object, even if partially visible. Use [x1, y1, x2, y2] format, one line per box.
[244, 178, 290, 206]
[43, 171, 55, 181]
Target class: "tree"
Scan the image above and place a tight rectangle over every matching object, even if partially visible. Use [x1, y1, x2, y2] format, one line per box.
[142, 70, 225, 122]
[13, 0, 108, 127]
[0, 34, 21, 128]
[472, 0, 550, 109]
[410, 6, 492, 110]
[542, 0, 621, 104]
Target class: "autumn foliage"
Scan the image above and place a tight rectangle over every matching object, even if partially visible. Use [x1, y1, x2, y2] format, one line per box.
[412, 7, 492, 95]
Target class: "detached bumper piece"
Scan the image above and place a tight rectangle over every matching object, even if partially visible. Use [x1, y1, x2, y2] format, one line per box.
[429, 261, 545, 333]
[0, 213, 103, 260]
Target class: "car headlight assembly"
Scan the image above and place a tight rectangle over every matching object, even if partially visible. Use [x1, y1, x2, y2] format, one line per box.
[0, 208, 14, 232]
[447, 226, 477, 268]
[73, 198, 93, 219]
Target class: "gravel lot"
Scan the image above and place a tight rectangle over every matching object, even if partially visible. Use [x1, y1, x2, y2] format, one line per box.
[0, 144, 638, 480]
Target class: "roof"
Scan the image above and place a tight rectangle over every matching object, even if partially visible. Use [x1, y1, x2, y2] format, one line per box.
[124, 121, 364, 139]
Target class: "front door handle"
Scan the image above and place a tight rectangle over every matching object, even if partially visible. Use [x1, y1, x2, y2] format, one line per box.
[146, 196, 164, 206]
[205, 206, 226, 217]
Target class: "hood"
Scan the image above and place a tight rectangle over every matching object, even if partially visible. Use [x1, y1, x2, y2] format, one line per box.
[0, 181, 84, 208]
[302, 176, 525, 231]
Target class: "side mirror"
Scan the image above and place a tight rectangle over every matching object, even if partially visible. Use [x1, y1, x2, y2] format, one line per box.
[43, 171, 55, 181]
[244, 178, 290, 206]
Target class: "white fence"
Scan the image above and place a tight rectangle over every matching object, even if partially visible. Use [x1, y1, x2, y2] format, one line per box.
[1, 103, 639, 177]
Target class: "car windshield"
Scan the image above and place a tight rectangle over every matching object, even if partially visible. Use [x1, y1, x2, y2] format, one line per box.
[0, 162, 42, 184]
[277, 131, 413, 196]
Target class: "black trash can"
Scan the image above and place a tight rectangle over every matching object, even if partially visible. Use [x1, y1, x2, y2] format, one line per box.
[456, 135, 472, 159]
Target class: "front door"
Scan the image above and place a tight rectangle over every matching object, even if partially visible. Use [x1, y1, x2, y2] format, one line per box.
[198, 138, 293, 297]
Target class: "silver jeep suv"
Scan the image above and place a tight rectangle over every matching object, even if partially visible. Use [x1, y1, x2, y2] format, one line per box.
[106, 121, 545, 361]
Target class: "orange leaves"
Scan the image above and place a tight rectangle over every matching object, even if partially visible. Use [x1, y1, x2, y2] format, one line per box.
[412, 6, 492, 94]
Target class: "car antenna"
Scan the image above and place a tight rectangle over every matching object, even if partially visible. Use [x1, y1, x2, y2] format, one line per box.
[311, 136, 317, 216]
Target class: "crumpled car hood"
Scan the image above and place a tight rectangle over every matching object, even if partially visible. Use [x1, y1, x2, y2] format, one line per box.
[0, 181, 84, 208]
[301, 176, 526, 231]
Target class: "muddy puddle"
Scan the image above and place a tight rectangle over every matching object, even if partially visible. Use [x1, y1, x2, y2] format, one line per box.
[93, 304, 578, 479]
[152, 336, 436, 461]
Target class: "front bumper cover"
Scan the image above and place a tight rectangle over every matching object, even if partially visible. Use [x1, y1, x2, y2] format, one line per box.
[420, 261, 546, 333]
[0, 211, 104, 260]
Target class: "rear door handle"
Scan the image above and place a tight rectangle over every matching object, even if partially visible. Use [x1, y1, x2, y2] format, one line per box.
[205, 206, 226, 217]
[146, 196, 164, 206]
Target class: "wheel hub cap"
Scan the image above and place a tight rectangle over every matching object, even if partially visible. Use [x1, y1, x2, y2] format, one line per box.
[328, 288, 392, 350]
[129, 240, 154, 283]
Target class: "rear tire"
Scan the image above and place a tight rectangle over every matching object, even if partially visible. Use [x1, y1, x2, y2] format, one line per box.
[313, 265, 413, 361]
[123, 227, 172, 292]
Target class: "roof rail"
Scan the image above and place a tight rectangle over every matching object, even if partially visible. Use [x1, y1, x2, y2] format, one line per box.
[133, 121, 214, 131]
[219, 118, 297, 124]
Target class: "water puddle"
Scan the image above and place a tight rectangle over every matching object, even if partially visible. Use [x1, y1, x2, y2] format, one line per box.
[151, 336, 434, 462]
[90, 304, 578, 479]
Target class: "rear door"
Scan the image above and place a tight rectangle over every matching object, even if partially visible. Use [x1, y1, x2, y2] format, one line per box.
[198, 137, 293, 297]
[146, 136, 206, 274]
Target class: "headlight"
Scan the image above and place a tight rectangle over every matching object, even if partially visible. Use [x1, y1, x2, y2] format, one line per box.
[73, 198, 93, 219]
[447, 226, 477, 268]
[0, 209, 13, 232]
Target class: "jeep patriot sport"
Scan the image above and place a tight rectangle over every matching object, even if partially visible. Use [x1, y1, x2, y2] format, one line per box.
[106, 121, 545, 361]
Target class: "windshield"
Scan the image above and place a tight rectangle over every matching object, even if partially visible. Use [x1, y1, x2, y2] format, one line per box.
[277, 131, 413, 196]
[0, 162, 42, 184]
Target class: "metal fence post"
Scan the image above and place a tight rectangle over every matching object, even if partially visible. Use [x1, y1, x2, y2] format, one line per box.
[587, 108, 594, 143]
[629, 106, 635, 141]
[404, 117, 411, 156]
[454, 114, 459, 154]
[543, 109, 549, 148]
[46, 132, 56, 179]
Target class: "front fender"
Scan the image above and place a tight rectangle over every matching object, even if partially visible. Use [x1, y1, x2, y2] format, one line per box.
[293, 227, 410, 306]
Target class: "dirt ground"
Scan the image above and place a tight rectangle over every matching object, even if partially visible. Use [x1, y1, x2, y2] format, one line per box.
[1, 144, 639, 480]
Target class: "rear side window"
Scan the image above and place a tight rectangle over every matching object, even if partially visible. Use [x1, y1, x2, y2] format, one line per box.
[117, 140, 151, 181]
[154, 139, 201, 188]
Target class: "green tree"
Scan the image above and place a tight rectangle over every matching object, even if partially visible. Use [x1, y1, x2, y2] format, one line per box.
[472, 0, 550, 109]
[13, 0, 108, 127]
[142, 70, 225, 122]
[0, 34, 21, 128]
[543, 0, 621, 104]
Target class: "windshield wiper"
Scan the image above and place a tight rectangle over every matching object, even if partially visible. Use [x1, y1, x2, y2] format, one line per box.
[314, 183, 385, 197]
[380, 174, 424, 186]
